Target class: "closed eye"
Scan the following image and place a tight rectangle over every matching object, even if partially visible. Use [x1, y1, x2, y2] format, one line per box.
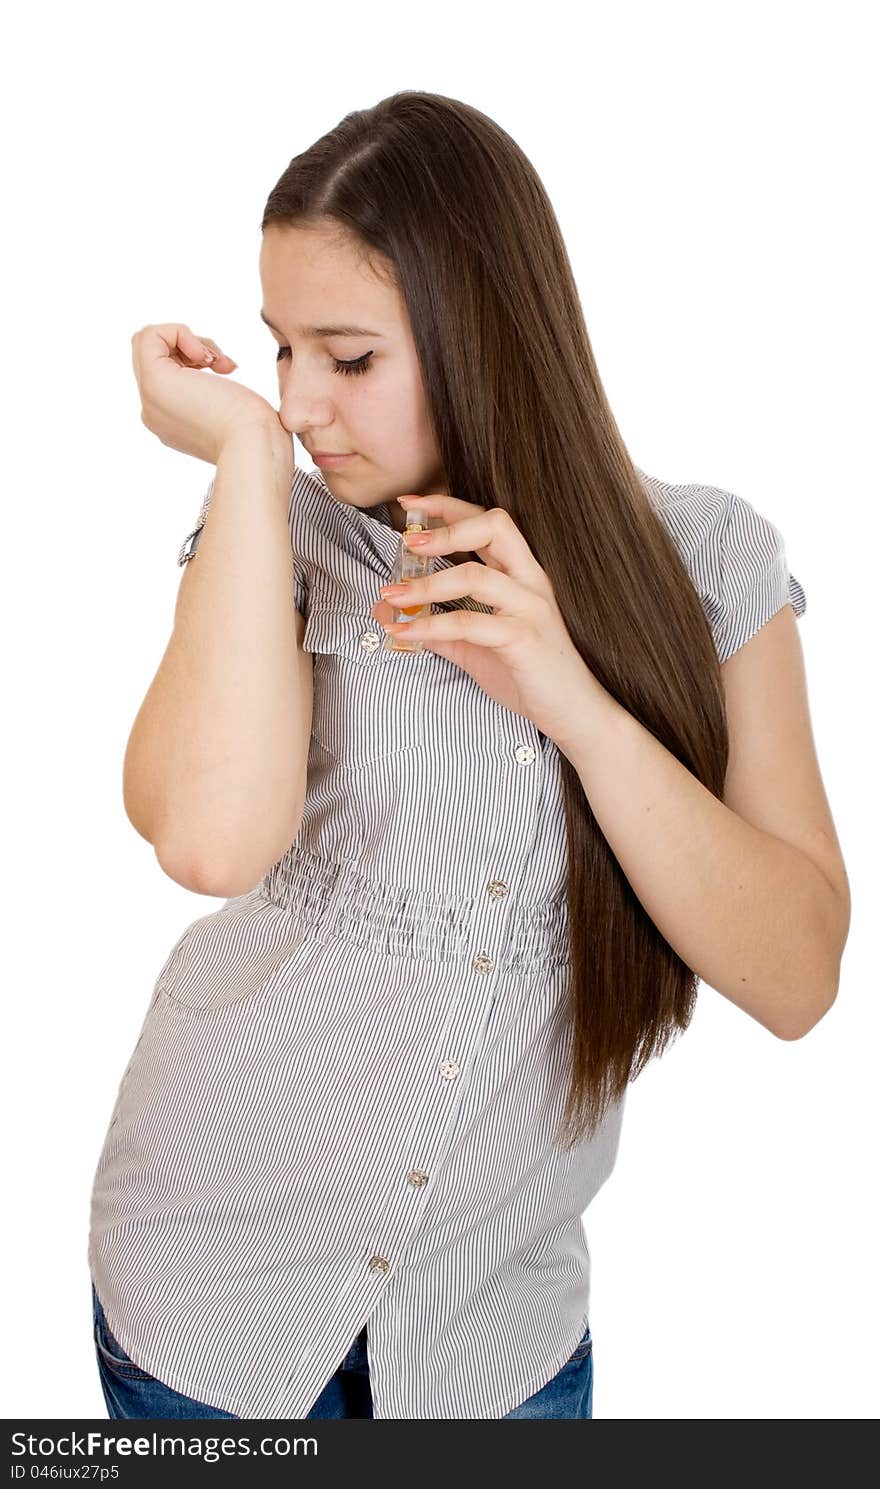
[275, 347, 373, 377]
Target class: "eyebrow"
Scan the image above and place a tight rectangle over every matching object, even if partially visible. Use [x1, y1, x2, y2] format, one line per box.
[260, 309, 383, 339]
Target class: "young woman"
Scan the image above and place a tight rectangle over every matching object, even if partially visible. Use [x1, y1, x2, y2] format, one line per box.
[87, 90, 850, 1421]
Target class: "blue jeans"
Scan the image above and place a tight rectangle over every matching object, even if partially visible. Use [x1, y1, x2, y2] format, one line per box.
[92, 1281, 593, 1420]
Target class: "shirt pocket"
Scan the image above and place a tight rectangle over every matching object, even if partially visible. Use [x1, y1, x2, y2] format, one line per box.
[303, 605, 427, 768]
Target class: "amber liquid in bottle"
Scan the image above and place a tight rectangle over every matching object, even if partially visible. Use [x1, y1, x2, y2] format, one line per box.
[382, 506, 436, 653]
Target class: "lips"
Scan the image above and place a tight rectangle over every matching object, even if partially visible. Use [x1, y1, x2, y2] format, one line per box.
[311, 451, 359, 469]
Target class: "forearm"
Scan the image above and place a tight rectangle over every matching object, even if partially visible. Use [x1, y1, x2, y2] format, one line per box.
[553, 672, 845, 1039]
[123, 424, 301, 890]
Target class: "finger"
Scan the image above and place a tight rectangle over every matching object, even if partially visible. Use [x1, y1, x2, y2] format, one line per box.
[134, 324, 236, 371]
[143, 324, 210, 365]
[373, 598, 397, 626]
[397, 493, 486, 521]
[178, 329, 237, 369]
[377, 560, 527, 618]
[403, 505, 544, 589]
[197, 336, 238, 370]
[381, 608, 522, 649]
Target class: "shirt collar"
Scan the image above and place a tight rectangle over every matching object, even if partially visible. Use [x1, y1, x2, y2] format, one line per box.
[309, 465, 457, 576]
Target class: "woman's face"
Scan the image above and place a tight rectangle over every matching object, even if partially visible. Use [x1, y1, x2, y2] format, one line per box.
[259, 222, 447, 533]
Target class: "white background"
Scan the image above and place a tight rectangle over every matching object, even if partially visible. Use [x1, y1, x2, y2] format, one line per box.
[3, 0, 876, 1421]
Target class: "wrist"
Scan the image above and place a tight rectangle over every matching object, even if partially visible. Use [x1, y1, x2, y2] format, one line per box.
[547, 666, 621, 762]
[217, 418, 294, 470]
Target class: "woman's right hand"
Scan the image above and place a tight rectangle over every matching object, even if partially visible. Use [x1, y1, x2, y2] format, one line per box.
[131, 322, 286, 467]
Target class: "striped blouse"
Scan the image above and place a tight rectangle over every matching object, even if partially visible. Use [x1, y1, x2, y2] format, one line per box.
[88, 463, 807, 1419]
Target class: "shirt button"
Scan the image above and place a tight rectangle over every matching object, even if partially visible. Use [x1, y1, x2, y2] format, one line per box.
[360, 631, 382, 653]
[407, 1169, 429, 1188]
[368, 1254, 390, 1274]
[472, 952, 494, 974]
[487, 880, 509, 899]
[514, 743, 536, 765]
[439, 1060, 460, 1081]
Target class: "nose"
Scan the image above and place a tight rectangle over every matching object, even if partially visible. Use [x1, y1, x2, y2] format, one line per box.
[277, 371, 339, 437]
[277, 399, 332, 438]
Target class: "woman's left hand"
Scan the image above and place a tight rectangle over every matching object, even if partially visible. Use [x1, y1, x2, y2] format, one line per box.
[372, 493, 601, 747]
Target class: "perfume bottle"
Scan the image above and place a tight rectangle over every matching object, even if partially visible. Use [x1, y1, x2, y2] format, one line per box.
[381, 506, 436, 653]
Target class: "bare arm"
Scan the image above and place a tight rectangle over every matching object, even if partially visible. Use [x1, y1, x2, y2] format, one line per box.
[552, 605, 850, 1041]
[123, 424, 311, 896]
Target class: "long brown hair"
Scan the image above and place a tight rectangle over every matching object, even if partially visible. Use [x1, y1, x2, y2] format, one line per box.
[261, 91, 729, 1151]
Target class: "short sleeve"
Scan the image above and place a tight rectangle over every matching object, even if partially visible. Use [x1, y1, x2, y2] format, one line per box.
[176, 477, 215, 566]
[176, 473, 309, 620]
[713, 492, 807, 665]
[292, 549, 308, 619]
[646, 474, 808, 666]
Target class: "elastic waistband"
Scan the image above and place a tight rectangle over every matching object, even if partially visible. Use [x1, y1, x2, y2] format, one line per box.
[260, 852, 571, 974]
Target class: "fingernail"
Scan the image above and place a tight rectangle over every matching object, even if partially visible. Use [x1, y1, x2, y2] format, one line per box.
[203, 349, 215, 362]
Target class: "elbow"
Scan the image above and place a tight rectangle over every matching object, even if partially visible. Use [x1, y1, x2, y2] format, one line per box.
[770, 982, 839, 1042]
[772, 901, 848, 1041]
[155, 840, 261, 899]
[155, 815, 304, 899]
